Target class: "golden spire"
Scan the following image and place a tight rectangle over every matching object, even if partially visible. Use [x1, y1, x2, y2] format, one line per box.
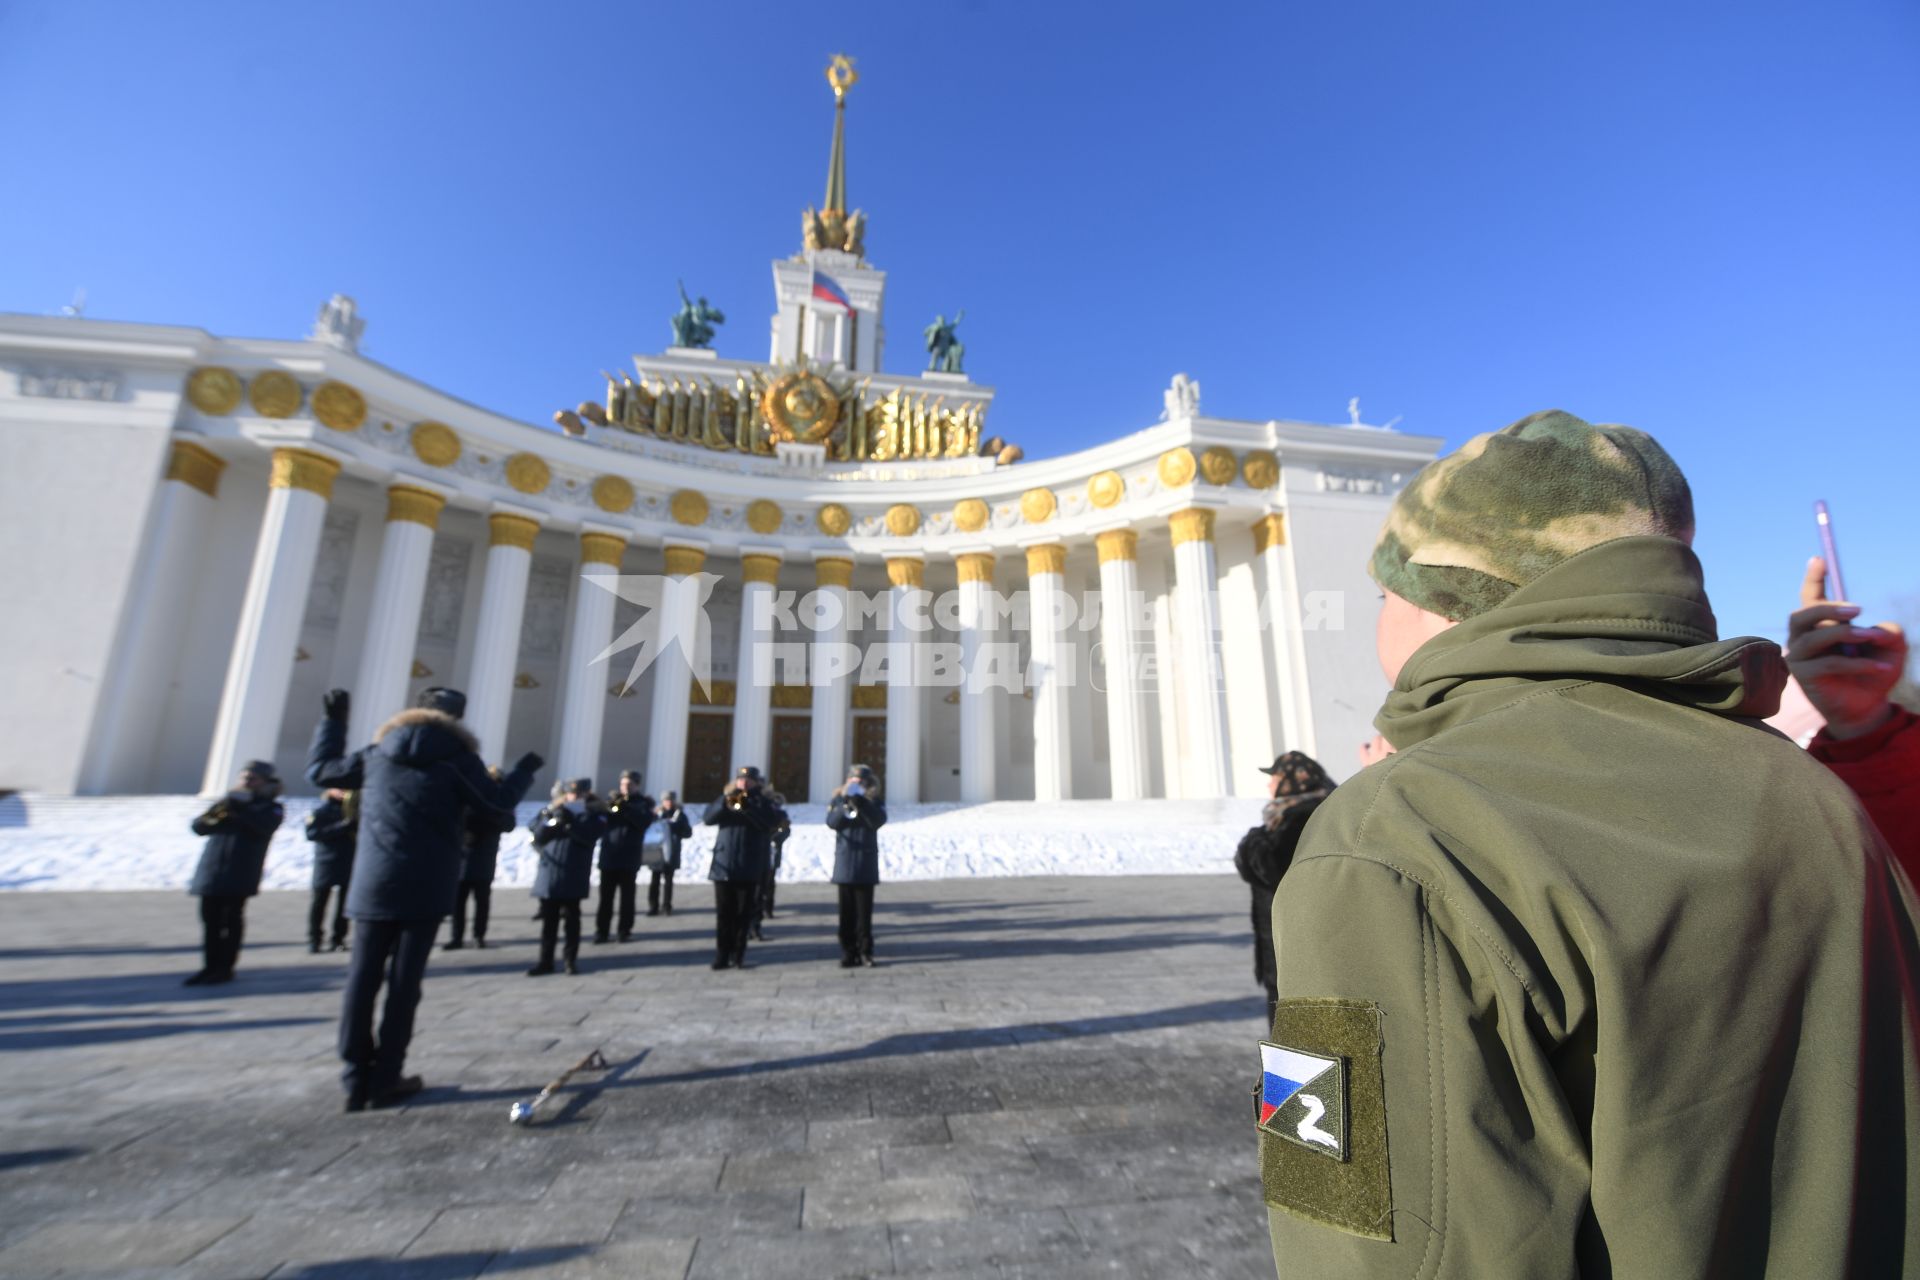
[823, 54, 857, 215]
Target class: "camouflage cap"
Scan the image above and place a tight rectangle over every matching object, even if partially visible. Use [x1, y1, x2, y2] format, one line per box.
[1369, 410, 1695, 620]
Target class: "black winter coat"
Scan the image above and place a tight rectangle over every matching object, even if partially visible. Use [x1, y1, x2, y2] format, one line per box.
[652, 806, 693, 870]
[531, 804, 606, 900]
[825, 794, 887, 885]
[307, 708, 536, 922]
[703, 793, 777, 883]
[1233, 797, 1326, 987]
[189, 792, 284, 897]
[461, 802, 518, 886]
[769, 807, 791, 872]
[597, 795, 656, 873]
[305, 797, 357, 890]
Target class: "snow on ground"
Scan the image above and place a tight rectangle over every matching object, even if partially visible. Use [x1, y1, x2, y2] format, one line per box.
[0, 794, 1267, 892]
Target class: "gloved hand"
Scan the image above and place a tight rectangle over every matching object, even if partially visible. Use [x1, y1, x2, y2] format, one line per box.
[323, 689, 351, 722]
[514, 751, 545, 775]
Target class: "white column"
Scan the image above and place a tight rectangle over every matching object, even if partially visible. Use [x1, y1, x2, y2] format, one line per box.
[553, 529, 627, 783]
[1253, 514, 1307, 754]
[1025, 544, 1073, 801]
[82, 441, 228, 793]
[1170, 507, 1231, 796]
[200, 448, 341, 795]
[643, 543, 706, 797]
[884, 557, 926, 804]
[955, 551, 998, 803]
[465, 510, 540, 766]
[1096, 528, 1152, 801]
[729, 552, 782, 778]
[347, 484, 449, 746]
[808, 556, 855, 803]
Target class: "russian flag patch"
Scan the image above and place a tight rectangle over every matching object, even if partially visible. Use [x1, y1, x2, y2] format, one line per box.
[1257, 1041, 1347, 1161]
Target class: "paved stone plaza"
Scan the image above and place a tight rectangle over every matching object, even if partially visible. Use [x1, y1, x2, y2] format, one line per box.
[0, 877, 1276, 1278]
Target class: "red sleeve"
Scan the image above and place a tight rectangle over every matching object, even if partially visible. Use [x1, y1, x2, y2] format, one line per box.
[1809, 708, 1920, 887]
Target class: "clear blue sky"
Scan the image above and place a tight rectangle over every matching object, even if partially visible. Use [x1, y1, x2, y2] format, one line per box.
[4, 0, 1915, 645]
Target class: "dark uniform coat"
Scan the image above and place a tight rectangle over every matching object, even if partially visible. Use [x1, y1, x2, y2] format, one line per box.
[654, 805, 693, 870]
[703, 793, 776, 882]
[530, 804, 607, 900]
[307, 707, 535, 922]
[1232, 797, 1324, 991]
[305, 796, 357, 890]
[188, 792, 284, 897]
[825, 794, 887, 885]
[597, 794, 656, 873]
[461, 802, 518, 886]
[769, 805, 791, 871]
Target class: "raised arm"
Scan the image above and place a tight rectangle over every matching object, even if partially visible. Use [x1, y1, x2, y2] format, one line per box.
[306, 690, 366, 790]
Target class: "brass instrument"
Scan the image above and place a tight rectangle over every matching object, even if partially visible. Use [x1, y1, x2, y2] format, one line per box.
[725, 789, 748, 811]
[608, 796, 625, 815]
[199, 800, 232, 827]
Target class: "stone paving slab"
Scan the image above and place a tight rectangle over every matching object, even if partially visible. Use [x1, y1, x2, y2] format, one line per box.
[0, 877, 1275, 1278]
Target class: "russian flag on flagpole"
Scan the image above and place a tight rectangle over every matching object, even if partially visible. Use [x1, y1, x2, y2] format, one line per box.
[811, 270, 853, 312]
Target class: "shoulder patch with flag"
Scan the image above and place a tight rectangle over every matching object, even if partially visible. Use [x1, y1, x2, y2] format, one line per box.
[1258, 1042, 1347, 1159]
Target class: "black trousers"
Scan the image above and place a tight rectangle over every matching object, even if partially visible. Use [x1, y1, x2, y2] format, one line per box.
[309, 886, 349, 947]
[450, 882, 490, 944]
[836, 885, 875, 961]
[198, 894, 246, 975]
[647, 866, 675, 912]
[338, 918, 439, 1095]
[595, 870, 637, 939]
[755, 870, 778, 923]
[713, 881, 757, 963]
[538, 899, 583, 966]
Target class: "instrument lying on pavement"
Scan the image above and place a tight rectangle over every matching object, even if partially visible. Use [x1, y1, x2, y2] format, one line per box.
[507, 1048, 609, 1125]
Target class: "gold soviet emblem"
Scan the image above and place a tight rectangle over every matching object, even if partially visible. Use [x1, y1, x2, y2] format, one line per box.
[186, 366, 242, 415]
[1199, 447, 1237, 486]
[1243, 450, 1280, 489]
[816, 503, 852, 536]
[249, 370, 302, 418]
[312, 380, 367, 432]
[1087, 470, 1124, 509]
[885, 504, 922, 536]
[747, 500, 784, 535]
[1158, 448, 1197, 489]
[411, 421, 461, 467]
[1019, 488, 1057, 523]
[762, 369, 841, 445]
[504, 452, 551, 494]
[952, 498, 989, 533]
[591, 475, 635, 513]
[669, 489, 709, 526]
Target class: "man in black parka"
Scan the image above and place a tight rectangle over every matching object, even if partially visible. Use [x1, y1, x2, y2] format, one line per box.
[186, 760, 285, 985]
[593, 769, 654, 944]
[308, 686, 540, 1111]
[305, 789, 357, 953]
[1232, 751, 1333, 1021]
[703, 765, 778, 969]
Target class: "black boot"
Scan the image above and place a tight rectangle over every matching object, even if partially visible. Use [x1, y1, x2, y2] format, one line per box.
[444, 939, 465, 951]
[527, 961, 554, 976]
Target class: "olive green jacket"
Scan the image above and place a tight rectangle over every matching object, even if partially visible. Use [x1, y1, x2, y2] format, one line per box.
[1263, 537, 1920, 1278]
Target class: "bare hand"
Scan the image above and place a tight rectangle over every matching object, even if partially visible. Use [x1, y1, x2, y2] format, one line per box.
[1788, 556, 1906, 740]
[1359, 734, 1396, 766]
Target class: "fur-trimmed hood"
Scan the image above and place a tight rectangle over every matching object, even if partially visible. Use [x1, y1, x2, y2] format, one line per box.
[372, 707, 479, 766]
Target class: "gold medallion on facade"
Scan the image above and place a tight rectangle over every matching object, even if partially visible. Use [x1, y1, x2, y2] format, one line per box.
[185, 367, 242, 416]
[410, 421, 461, 467]
[504, 452, 551, 494]
[1242, 450, 1280, 489]
[1087, 470, 1124, 509]
[1157, 447, 1197, 488]
[1019, 488, 1057, 523]
[669, 489, 709, 526]
[761, 369, 841, 444]
[952, 497, 989, 533]
[1199, 446, 1237, 486]
[816, 503, 852, 536]
[747, 499, 784, 535]
[312, 380, 368, 432]
[591, 475, 635, 513]
[885, 504, 922, 537]
[249, 370, 302, 419]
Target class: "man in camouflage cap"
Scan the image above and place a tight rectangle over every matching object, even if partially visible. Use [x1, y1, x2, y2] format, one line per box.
[1257, 411, 1920, 1276]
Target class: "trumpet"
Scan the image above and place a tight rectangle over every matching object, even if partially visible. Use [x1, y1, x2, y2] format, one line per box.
[725, 789, 748, 811]
[608, 796, 626, 814]
[199, 800, 232, 827]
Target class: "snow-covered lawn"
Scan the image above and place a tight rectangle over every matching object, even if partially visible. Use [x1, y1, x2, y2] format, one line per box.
[0, 794, 1267, 891]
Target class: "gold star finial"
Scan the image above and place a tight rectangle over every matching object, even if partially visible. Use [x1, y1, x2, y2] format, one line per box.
[827, 53, 858, 101]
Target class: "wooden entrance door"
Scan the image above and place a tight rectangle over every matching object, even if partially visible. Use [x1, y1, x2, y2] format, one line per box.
[683, 713, 732, 803]
[770, 715, 810, 803]
[852, 717, 887, 790]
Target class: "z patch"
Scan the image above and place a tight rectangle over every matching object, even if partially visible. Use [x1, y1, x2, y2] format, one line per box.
[1257, 1043, 1347, 1160]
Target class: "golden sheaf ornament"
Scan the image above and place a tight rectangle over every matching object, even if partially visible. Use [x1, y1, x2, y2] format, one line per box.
[952, 498, 990, 533]
[411, 421, 461, 467]
[312, 380, 368, 432]
[186, 367, 242, 415]
[761, 369, 841, 445]
[504, 453, 551, 494]
[816, 503, 852, 536]
[1087, 470, 1124, 509]
[249, 370, 302, 418]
